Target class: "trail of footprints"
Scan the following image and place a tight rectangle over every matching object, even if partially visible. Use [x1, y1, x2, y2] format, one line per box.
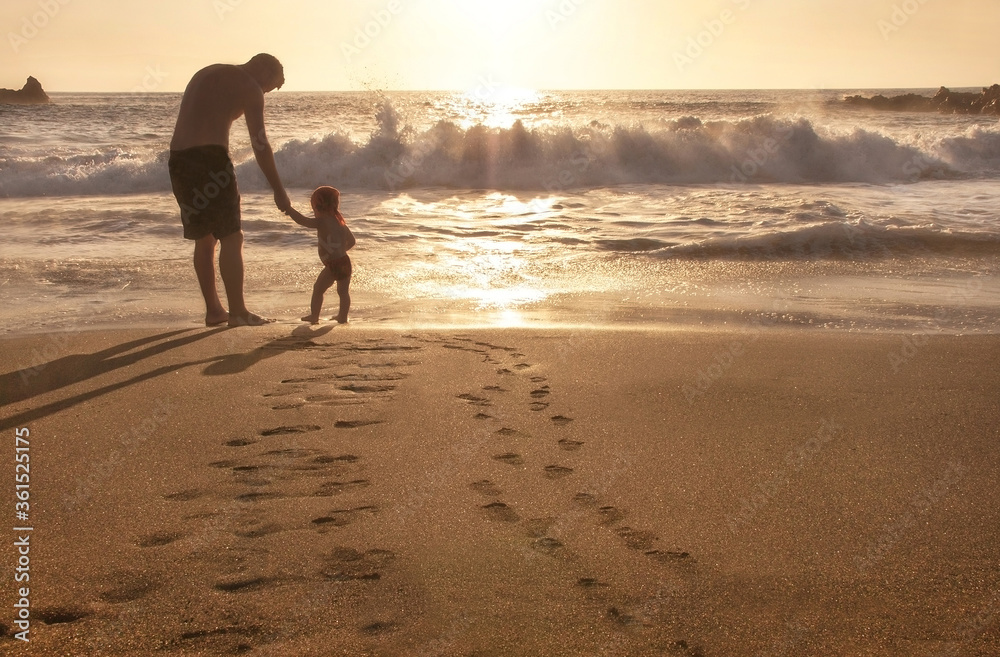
[117, 335, 696, 649]
[146, 338, 423, 649]
[444, 335, 696, 632]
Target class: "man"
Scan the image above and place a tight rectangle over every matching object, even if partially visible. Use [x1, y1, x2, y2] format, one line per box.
[169, 53, 294, 327]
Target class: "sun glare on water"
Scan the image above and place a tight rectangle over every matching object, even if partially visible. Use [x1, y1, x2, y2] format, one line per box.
[450, 86, 542, 130]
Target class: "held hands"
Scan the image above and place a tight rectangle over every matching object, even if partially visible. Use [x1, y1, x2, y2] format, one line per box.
[274, 189, 291, 213]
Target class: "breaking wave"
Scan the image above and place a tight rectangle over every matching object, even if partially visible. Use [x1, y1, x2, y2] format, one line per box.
[3, 101, 1000, 198]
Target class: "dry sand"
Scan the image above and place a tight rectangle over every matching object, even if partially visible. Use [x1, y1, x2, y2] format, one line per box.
[1, 325, 999, 656]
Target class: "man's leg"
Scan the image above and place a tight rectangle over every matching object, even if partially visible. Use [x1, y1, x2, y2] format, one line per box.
[193, 234, 229, 326]
[218, 230, 272, 326]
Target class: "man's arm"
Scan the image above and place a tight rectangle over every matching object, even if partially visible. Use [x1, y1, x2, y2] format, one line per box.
[244, 90, 291, 212]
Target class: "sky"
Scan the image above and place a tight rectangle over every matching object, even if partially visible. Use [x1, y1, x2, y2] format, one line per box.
[2, 0, 998, 93]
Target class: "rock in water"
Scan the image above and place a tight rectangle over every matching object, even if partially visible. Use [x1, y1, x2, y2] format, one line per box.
[0, 76, 51, 104]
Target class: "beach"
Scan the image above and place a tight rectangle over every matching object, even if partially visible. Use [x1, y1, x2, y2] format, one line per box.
[2, 324, 999, 656]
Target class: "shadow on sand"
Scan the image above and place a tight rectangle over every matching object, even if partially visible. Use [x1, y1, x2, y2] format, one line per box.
[0, 325, 336, 431]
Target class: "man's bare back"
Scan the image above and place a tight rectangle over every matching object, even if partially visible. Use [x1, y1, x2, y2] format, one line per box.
[170, 63, 283, 151]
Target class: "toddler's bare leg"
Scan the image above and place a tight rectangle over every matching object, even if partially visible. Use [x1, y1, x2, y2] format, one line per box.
[334, 277, 351, 324]
[303, 267, 336, 323]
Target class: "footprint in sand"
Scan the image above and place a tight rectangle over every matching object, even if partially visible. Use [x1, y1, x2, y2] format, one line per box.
[645, 549, 694, 565]
[523, 517, 556, 538]
[530, 387, 551, 399]
[213, 575, 298, 593]
[259, 425, 321, 437]
[164, 488, 208, 502]
[313, 479, 371, 497]
[551, 415, 574, 426]
[311, 506, 379, 531]
[320, 547, 395, 581]
[335, 419, 384, 429]
[558, 438, 585, 451]
[607, 607, 641, 627]
[493, 453, 525, 467]
[573, 492, 599, 507]
[272, 402, 305, 410]
[495, 427, 520, 437]
[457, 393, 491, 406]
[311, 454, 360, 464]
[361, 621, 399, 636]
[615, 526, 658, 551]
[469, 480, 503, 497]
[33, 607, 91, 626]
[233, 522, 285, 539]
[596, 505, 627, 525]
[543, 465, 574, 479]
[481, 501, 520, 523]
[136, 531, 185, 548]
[98, 571, 161, 604]
[473, 412, 494, 420]
[224, 438, 257, 447]
[235, 491, 285, 503]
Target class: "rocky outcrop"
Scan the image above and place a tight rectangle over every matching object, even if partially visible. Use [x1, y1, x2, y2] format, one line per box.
[843, 85, 1000, 116]
[0, 76, 50, 104]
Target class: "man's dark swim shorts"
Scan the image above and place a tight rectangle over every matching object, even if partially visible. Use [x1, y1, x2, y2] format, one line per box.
[168, 145, 241, 240]
[325, 254, 353, 282]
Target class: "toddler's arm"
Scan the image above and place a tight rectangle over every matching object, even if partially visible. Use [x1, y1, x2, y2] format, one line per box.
[286, 207, 319, 229]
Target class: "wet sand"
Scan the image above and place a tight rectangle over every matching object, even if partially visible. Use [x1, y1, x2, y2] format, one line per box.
[1, 325, 999, 656]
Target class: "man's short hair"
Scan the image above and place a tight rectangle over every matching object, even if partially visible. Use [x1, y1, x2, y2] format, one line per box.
[248, 53, 283, 76]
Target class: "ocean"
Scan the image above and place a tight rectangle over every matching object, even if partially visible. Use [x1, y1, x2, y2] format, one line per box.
[1, 89, 999, 334]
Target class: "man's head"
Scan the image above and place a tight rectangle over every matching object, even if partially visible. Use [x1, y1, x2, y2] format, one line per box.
[311, 186, 340, 214]
[244, 53, 284, 93]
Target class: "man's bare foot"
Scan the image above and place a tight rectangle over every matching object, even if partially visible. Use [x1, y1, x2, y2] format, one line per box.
[301, 314, 320, 324]
[228, 312, 275, 327]
[206, 310, 230, 326]
[333, 315, 348, 324]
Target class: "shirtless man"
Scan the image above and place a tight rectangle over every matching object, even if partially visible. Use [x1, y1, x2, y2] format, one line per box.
[169, 53, 293, 326]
